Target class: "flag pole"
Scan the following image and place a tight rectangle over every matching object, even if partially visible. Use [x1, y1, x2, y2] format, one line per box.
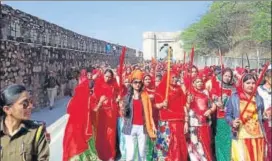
[165, 46, 173, 104]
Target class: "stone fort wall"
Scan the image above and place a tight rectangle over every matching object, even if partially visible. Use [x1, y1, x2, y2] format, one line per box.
[0, 4, 141, 108]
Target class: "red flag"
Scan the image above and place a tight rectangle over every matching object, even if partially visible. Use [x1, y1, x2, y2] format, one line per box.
[118, 47, 127, 94]
[151, 57, 157, 85]
[189, 46, 195, 93]
[190, 46, 194, 68]
[219, 48, 224, 100]
[183, 51, 186, 65]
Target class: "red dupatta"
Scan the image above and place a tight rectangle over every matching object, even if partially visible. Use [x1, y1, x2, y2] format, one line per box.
[189, 76, 210, 120]
[78, 69, 88, 84]
[238, 62, 270, 123]
[155, 71, 187, 121]
[236, 73, 258, 124]
[93, 75, 119, 160]
[63, 79, 92, 161]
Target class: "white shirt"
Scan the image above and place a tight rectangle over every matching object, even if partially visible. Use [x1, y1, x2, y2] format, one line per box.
[257, 85, 271, 111]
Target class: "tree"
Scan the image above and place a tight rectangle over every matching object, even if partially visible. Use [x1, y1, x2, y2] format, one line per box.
[181, 1, 271, 56]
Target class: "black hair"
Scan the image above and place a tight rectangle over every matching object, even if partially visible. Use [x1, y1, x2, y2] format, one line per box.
[80, 67, 87, 72]
[261, 69, 272, 85]
[87, 66, 94, 73]
[123, 83, 143, 118]
[0, 84, 26, 116]
[222, 67, 234, 84]
[265, 69, 271, 77]
[143, 74, 152, 80]
[123, 73, 146, 118]
[156, 74, 162, 81]
[104, 69, 114, 77]
[145, 66, 150, 71]
[188, 65, 198, 72]
[242, 73, 257, 83]
[72, 70, 79, 79]
[131, 80, 144, 91]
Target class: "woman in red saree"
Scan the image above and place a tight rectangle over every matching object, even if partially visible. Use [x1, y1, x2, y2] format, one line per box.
[187, 76, 214, 161]
[93, 69, 119, 161]
[63, 69, 95, 161]
[182, 65, 198, 93]
[153, 71, 188, 161]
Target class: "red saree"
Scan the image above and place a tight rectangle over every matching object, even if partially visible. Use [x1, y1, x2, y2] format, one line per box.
[63, 79, 92, 161]
[94, 76, 119, 161]
[154, 73, 188, 161]
[188, 87, 213, 161]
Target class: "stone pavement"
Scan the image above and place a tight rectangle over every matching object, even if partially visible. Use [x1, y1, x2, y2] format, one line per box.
[31, 96, 70, 161]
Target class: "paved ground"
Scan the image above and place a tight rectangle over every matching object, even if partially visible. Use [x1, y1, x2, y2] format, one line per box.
[32, 96, 128, 161]
[31, 96, 70, 161]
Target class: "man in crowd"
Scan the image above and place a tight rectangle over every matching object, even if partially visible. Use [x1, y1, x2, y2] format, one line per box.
[44, 71, 60, 110]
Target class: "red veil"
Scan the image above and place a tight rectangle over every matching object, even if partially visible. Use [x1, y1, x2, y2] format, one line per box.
[93, 75, 119, 160]
[79, 69, 88, 84]
[63, 79, 92, 161]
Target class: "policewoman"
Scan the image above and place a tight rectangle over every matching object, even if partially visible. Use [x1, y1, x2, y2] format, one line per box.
[0, 84, 50, 161]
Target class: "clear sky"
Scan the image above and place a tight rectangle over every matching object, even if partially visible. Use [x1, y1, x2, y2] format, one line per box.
[3, 1, 212, 50]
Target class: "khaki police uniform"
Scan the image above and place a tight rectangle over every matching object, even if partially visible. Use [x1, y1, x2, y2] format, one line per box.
[0, 118, 50, 161]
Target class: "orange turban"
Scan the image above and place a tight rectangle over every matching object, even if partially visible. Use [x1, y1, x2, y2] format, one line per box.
[130, 70, 144, 82]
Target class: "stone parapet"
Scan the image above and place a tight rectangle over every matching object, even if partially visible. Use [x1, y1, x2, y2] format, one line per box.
[0, 4, 142, 108]
[0, 4, 139, 57]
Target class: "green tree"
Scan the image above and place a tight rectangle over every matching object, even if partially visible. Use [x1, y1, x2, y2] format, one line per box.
[181, 1, 271, 55]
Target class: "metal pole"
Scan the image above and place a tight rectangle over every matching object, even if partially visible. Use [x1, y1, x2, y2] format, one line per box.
[257, 48, 260, 74]
[245, 53, 250, 69]
[242, 53, 244, 68]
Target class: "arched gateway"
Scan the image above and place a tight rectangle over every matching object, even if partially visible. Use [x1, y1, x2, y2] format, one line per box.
[142, 31, 184, 60]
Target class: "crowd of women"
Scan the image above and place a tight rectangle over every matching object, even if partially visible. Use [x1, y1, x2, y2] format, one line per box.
[1, 59, 270, 161]
[61, 60, 271, 161]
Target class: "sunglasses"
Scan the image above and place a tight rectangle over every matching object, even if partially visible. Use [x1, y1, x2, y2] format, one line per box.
[20, 99, 33, 109]
[133, 81, 142, 85]
[194, 80, 203, 84]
